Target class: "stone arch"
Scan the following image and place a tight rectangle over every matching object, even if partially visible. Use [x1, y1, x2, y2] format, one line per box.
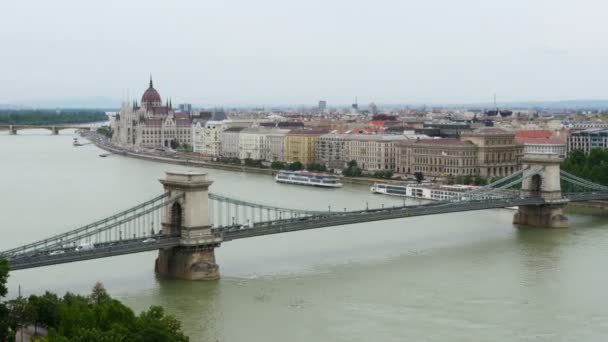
[170, 202, 183, 236]
[530, 174, 542, 197]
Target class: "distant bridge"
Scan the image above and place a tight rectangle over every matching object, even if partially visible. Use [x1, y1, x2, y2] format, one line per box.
[0, 124, 92, 135]
[2, 154, 608, 279]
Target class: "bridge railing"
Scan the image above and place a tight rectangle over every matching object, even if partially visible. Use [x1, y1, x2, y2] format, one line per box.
[0, 193, 182, 259]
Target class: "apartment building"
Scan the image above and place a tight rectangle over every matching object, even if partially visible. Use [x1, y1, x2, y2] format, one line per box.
[264, 129, 290, 161]
[316, 134, 348, 169]
[346, 135, 407, 172]
[285, 130, 325, 164]
[219, 127, 245, 158]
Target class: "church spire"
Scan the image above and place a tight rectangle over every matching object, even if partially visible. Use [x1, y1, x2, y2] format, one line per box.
[169, 97, 172, 109]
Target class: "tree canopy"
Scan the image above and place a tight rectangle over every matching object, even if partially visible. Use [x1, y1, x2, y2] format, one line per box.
[0, 110, 107, 125]
[0, 264, 189, 342]
[562, 148, 608, 186]
[342, 160, 362, 177]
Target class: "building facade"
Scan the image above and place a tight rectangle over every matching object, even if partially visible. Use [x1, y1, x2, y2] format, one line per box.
[264, 129, 290, 161]
[346, 135, 406, 172]
[397, 139, 478, 176]
[219, 127, 245, 158]
[316, 134, 348, 169]
[112, 78, 192, 149]
[567, 128, 608, 154]
[285, 130, 324, 165]
[397, 128, 523, 178]
[460, 128, 522, 177]
[192, 120, 228, 156]
[239, 128, 269, 160]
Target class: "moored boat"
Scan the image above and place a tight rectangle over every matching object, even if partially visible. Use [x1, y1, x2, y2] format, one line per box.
[371, 183, 478, 201]
[275, 170, 343, 188]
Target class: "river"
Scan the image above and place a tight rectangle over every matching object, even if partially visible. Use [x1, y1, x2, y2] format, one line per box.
[2, 130, 608, 341]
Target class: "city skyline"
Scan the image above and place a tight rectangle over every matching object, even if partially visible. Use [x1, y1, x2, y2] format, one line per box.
[2, 0, 607, 106]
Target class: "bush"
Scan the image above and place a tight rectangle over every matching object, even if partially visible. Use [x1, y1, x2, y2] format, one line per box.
[270, 161, 287, 170]
[372, 171, 394, 179]
[288, 161, 304, 171]
[342, 160, 362, 177]
[243, 158, 264, 168]
[96, 126, 113, 138]
[306, 162, 327, 172]
[2, 281, 189, 341]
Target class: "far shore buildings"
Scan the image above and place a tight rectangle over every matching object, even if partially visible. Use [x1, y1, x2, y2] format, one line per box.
[567, 128, 608, 155]
[112, 77, 192, 149]
[397, 128, 523, 178]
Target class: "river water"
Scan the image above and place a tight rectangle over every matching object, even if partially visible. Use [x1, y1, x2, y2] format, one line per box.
[2, 130, 608, 341]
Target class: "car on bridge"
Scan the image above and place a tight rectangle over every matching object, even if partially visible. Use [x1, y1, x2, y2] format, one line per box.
[142, 238, 157, 243]
[75, 242, 94, 252]
[49, 250, 65, 256]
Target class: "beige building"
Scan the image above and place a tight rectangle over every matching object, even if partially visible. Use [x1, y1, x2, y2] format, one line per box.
[239, 128, 269, 160]
[460, 128, 522, 177]
[264, 129, 290, 161]
[397, 139, 478, 176]
[285, 130, 325, 165]
[397, 128, 523, 178]
[346, 135, 407, 172]
[192, 120, 225, 155]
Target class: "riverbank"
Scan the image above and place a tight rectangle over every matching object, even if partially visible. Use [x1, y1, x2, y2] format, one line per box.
[83, 132, 405, 186]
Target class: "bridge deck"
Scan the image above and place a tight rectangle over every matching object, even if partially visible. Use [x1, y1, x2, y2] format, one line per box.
[8, 236, 179, 271]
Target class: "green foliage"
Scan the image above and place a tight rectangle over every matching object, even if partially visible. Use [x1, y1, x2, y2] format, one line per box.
[476, 176, 487, 186]
[288, 161, 304, 171]
[306, 162, 327, 172]
[0, 110, 107, 125]
[414, 172, 425, 183]
[176, 143, 193, 153]
[372, 171, 394, 179]
[217, 157, 241, 165]
[562, 148, 608, 188]
[0, 259, 7, 298]
[270, 161, 287, 170]
[243, 158, 264, 168]
[5, 283, 189, 342]
[0, 258, 9, 341]
[96, 126, 113, 138]
[342, 160, 362, 177]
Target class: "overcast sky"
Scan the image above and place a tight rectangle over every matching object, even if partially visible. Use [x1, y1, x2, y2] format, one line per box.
[1, 0, 607, 106]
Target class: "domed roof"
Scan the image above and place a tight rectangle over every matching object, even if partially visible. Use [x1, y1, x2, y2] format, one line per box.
[141, 76, 161, 105]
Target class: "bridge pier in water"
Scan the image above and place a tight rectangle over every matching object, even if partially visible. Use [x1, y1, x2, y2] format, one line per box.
[155, 171, 222, 280]
[513, 154, 569, 228]
[51, 126, 59, 135]
[9, 125, 16, 135]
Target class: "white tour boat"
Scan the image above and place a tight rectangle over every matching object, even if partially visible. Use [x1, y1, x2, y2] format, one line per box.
[275, 170, 343, 188]
[371, 183, 479, 201]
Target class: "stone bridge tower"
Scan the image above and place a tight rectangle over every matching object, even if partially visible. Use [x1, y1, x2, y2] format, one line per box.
[155, 171, 222, 280]
[513, 154, 569, 228]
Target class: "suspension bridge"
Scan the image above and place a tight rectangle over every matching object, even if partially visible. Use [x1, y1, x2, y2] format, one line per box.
[2, 153, 608, 280]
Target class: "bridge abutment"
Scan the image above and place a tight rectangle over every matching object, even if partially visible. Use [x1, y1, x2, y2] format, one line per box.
[156, 171, 222, 280]
[513, 154, 569, 228]
[513, 203, 569, 228]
